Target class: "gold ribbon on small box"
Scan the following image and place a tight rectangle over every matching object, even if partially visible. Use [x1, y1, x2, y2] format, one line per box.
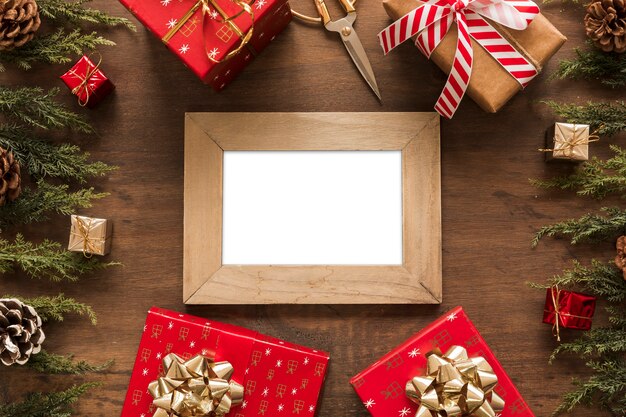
[405, 345, 505, 417]
[149, 353, 244, 417]
[68, 216, 107, 258]
[68, 53, 104, 107]
[162, 0, 255, 64]
[539, 123, 600, 160]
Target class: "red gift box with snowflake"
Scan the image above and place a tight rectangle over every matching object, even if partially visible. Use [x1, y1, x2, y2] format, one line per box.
[350, 307, 535, 417]
[118, 0, 292, 91]
[121, 307, 330, 417]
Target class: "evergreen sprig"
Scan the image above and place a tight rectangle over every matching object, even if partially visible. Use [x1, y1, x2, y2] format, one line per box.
[553, 359, 626, 416]
[552, 46, 626, 88]
[0, 29, 115, 72]
[26, 350, 113, 374]
[544, 100, 626, 136]
[531, 149, 626, 415]
[0, 383, 99, 417]
[532, 207, 626, 246]
[551, 327, 626, 361]
[38, 0, 135, 29]
[0, 180, 107, 229]
[0, 125, 116, 182]
[0, 87, 92, 132]
[531, 145, 626, 199]
[17, 294, 98, 324]
[528, 259, 626, 302]
[0, 234, 116, 282]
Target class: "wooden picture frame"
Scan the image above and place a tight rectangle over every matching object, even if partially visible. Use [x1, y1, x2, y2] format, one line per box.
[184, 112, 441, 304]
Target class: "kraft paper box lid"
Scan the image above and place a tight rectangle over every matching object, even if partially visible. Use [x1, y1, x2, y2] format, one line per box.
[383, 0, 567, 113]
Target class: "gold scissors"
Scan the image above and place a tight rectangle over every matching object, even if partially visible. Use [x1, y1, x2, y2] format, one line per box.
[292, 0, 382, 100]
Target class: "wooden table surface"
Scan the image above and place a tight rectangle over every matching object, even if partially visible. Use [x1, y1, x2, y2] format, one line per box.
[1, 0, 624, 415]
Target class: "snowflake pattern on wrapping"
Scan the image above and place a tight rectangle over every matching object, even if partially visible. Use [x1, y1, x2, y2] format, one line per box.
[121, 308, 329, 417]
[208, 47, 220, 60]
[119, 0, 293, 91]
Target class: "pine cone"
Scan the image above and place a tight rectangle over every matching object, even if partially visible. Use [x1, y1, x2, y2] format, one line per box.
[0, 0, 41, 51]
[0, 298, 45, 366]
[585, 0, 626, 53]
[615, 236, 626, 280]
[0, 147, 21, 206]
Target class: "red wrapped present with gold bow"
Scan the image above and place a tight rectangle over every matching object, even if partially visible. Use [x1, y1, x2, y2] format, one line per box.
[121, 307, 329, 417]
[118, 0, 292, 91]
[60, 55, 115, 108]
[543, 287, 596, 341]
[350, 307, 535, 417]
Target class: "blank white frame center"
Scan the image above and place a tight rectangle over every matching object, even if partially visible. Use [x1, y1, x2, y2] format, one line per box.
[222, 151, 403, 265]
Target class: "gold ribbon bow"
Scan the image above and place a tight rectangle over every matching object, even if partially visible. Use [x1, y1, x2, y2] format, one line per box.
[539, 123, 600, 159]
[162, 0, 255, 64]
[405, 345, 505, 417]
[69, 53, 103, 107]
[545, 285, 593, 342]
[70, 217, 105, 258]
[149, 353, 244, 417]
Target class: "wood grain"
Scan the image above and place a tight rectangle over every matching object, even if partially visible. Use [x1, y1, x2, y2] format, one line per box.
[184, 115, 224, 302]
[184, 112, 441, 304]
[403, 114, 442, 301]
[187, 112, 429, 150]
[0, 0, 622, 415]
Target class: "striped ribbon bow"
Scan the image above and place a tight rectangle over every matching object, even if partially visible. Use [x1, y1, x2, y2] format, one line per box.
[379, 0, 540, 118]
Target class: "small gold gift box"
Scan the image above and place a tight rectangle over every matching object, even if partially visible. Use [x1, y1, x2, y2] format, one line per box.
[543, 123, 597, 161]
[68, 215, 112, 256]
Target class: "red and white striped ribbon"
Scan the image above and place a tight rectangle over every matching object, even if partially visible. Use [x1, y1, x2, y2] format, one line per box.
[379, 0, 540, 118]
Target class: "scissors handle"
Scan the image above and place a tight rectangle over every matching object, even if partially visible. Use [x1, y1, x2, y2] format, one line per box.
[313, 0, 331, 24]
[338, 0, 355, 13]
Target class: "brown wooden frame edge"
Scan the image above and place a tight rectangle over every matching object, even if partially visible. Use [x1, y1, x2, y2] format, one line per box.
[184, 112, 441, 304]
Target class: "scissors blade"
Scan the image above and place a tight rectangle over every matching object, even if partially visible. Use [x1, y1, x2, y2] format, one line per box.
[336, 27, 381, 101]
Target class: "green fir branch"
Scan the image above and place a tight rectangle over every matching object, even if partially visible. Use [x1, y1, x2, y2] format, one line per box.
[0, 125, 116, 182]
[0, 180, 107, 229]
[14, 294, 98, 324]
[551, 327, 626, 362]
[0, 29, 115, 72]
[528, 259, 626, 302]
[0, 87, 93, 132]
[531, 145, 626, 199]
[607, 306, 626, 327]
[0, 234, 116, 282]
[532, 207, 626, 246]
[552, 46, 626, 88]
[544, 100, 626, 136]
[27, 350, 112, 374]
[0, 382, 99, 417]
[553, 359, 626, 416]
[38, 0, 136, 30]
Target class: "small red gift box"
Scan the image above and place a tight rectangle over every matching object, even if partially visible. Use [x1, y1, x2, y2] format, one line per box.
[119, 0, 292, 91]
[60, 55, 114, 108]
[351, 307, 535, 417]
[543, 287, 596, 337]
[121, 307, 329, 417]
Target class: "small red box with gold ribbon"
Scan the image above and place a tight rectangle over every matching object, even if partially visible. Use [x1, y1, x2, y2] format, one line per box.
[121, 307, 330, 417]
[543, 287, 596, 341]
[119, 0, 292, 91]
[60, 55, 115, 108]
[350, 307, 535, 417]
